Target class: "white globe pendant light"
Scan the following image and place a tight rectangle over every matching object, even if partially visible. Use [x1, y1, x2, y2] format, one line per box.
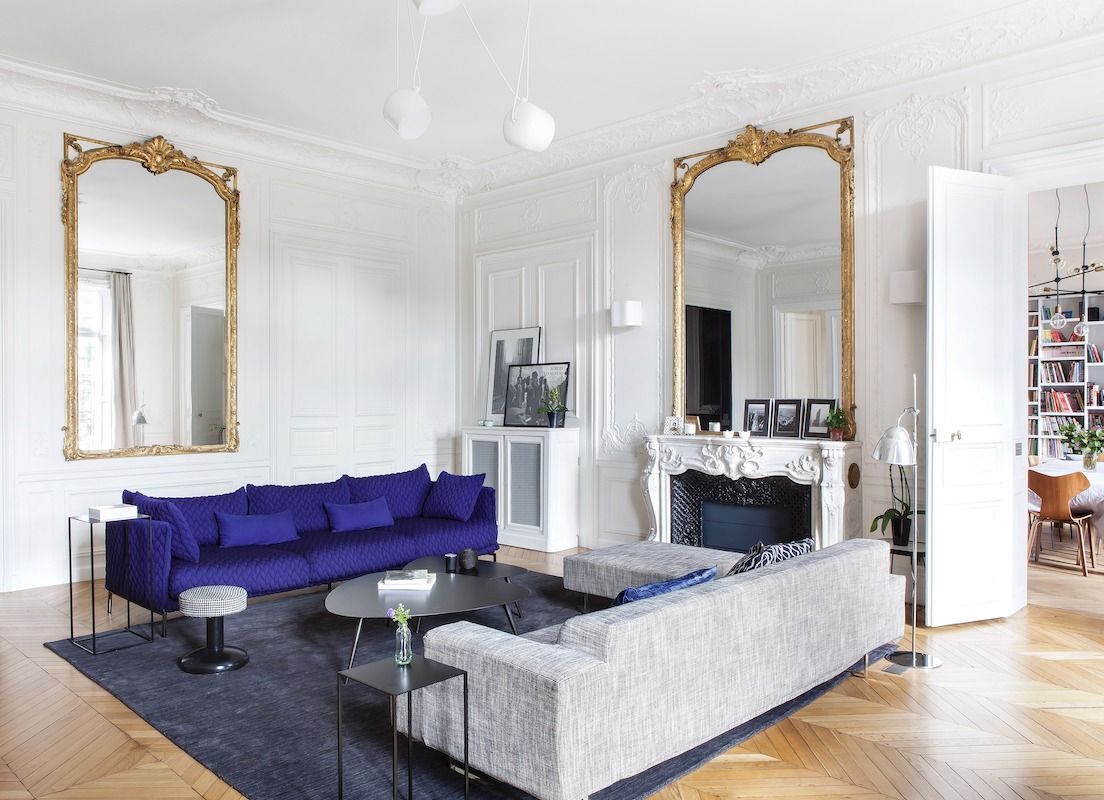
[383, 87, 431, 140]
[413, 0, 462, 16]
[503, 100, 555, 152]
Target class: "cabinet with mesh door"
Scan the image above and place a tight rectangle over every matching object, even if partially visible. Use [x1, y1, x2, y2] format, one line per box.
[462, 426, 580, 552]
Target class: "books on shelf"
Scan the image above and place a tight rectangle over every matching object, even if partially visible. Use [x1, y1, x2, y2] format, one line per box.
[1090, 343, 1102, 363]
[1041, 327, 1066, 344]
[1090, 383, 1104, 408]
[1041, 389, 1084, 413]
[378, 569, 436, 591]
[1040, 361, 1085, 383]
[1040, 345, 1084, 359]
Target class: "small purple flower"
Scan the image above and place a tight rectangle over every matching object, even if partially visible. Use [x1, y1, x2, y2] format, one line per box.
[387, 607, 395, 620]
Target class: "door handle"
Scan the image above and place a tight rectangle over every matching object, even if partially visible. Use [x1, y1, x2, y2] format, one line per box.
[930, 429, 963, 444]
[951, 430, 963, 441]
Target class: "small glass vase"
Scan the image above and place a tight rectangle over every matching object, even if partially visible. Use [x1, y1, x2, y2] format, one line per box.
[394, 622, 412, 666]
[1084, 452, 1098, 471]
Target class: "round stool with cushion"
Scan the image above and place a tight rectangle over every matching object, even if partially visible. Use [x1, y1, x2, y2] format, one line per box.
[177, 585, 249, 674]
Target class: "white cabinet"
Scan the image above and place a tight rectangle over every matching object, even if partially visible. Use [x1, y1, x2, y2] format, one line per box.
[462, 426, 580, 552]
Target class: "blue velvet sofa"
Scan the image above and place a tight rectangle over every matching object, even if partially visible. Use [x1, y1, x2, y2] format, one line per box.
[104, 465, 497, 627]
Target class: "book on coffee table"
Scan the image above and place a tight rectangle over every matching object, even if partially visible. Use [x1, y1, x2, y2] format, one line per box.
[378, 569, 436, 590]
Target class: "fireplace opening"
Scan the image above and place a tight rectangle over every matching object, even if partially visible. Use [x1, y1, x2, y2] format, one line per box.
[670, 471, 811, 551]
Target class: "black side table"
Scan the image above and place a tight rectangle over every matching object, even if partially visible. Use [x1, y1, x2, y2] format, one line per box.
[877, 536, 926, 563]
[68, 514, 155, 655]
[338, 655, 468, 800]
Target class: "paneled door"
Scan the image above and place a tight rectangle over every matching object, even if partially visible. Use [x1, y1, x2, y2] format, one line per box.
[926, 166, 1027, 627]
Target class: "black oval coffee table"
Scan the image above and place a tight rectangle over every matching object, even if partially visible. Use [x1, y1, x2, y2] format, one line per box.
[405, 555, 528, 619]
[326, 571, 531, 672]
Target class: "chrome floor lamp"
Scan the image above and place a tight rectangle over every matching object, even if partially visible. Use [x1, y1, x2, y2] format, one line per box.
[872, 374, 941, 670]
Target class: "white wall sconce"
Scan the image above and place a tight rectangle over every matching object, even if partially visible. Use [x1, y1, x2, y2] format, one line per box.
[611, 300, 643, 328]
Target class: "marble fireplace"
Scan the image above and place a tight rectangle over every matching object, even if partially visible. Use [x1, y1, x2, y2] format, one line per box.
[642, 435, 863, 550]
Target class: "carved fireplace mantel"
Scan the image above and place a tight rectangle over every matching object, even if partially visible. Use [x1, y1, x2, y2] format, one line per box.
[642, 435, 863, 549]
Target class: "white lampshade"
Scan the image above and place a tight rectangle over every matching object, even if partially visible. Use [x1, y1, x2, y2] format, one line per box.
[413, 0, 462, 15]
[383, 88, 432, 140]
[131, 409, 147, 426]
[611, 300, 643, 328]
[872, 425, 916, 466]
[502, 101, 555, 152]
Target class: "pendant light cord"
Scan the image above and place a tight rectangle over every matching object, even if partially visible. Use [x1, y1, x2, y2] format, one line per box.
[460, 0, 533, 110]
[404, 0, 429, 90]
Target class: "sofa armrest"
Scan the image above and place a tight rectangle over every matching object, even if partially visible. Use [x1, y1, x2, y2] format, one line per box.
[104, 519, 173, 614]
[412, 621, 606, 800]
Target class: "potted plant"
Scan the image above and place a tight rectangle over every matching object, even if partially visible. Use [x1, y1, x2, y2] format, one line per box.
[870, 464, 912, 546]
[825, 408, 849, 441]
[538, 386, 568, 428]
[1057, 420, 1104, 470]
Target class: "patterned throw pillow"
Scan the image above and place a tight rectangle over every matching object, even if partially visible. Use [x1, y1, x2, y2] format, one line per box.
[727, 538, 814, 576]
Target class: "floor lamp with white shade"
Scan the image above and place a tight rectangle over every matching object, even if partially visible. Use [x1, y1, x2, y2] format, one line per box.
[872, 373, 941, 670]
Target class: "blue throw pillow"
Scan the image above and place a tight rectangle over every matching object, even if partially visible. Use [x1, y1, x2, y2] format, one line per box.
[216, 510, 299, 548]
[324, 497, 395, 533]
[613, 566, 717, 606]
[421, 472, 485, 522]
[122, 490, 201, 563]
[343, 465, 432, 519]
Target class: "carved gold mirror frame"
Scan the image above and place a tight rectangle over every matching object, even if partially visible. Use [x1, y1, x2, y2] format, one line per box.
[670, 118, 855, 434]
[62, 133, 240, 459]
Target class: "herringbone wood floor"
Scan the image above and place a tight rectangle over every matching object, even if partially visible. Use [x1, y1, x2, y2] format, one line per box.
[1, 538, 1102, 799]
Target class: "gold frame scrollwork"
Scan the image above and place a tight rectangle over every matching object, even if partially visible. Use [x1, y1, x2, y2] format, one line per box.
[670, 118, 856, 436]
[61, 133, 241, 459]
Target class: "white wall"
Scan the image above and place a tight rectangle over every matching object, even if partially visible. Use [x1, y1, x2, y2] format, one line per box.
[0, 104, 456, 591]
[458, 37, 1104, 550]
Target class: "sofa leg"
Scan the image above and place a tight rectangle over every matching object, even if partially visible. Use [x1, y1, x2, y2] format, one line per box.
[850, 652, 869, 678]
[161, 613, 168, 638]
[327, 583, 333, 590]
[582, 593, 589, 613]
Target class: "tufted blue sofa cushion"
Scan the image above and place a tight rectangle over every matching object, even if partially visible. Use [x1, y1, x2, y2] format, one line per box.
[421, 472, 486, 522]
[343, 464, 432, 519]
[247, 479, 350, 534]
[169, 545, 311, 599]
[217, 510, 299, 548]
[122, 491, 200, 563]
[124, 487, 246, 547]
[397, 515, 499, 560]
[324, 497, 394, 533]
[613, 566, 717, 606]
[277, 528, 418, 584]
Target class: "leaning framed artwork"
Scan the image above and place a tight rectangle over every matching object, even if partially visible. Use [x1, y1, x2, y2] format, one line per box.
[504, 362, 571, 427]
[803, 398, 837, 439]
[743, 399, 772, 436]
[485, 327, 541, 421]
[771, 399, 803, 439]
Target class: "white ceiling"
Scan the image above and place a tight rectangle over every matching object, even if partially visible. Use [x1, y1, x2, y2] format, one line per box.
[0, 0, 1022, 166]
[685, 145, 839, 249]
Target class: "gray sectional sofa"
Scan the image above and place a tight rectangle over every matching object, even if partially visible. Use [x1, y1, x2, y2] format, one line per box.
[407, 538, 904, 800]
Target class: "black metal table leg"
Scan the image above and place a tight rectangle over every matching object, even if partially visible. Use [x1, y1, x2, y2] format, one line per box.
[504, 576, 523, 617]
[336, 674, 344, 800]
[344, 618, 364, 684]
[391, 696, 398, 800]
[463, 673, 469, 800]
[503, 602, 518, 635]
[407, 690, 413, 800]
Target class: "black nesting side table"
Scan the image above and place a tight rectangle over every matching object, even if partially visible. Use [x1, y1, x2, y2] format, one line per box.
[337, 655, 468, 800]
[68, 514, 155, 655]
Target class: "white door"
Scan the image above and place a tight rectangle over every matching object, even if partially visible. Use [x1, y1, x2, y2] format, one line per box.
[926, 166, 1027, 627]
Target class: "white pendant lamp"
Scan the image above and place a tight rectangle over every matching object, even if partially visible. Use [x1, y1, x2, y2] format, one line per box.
[383, 87, 431, 140]
[502, 100, 555, 152]
[413, 0, 462, 15]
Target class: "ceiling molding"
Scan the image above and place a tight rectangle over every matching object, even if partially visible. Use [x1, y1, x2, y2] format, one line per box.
[685, 229, 839, 269]
[2, 0, 1103, 200]
[79, 241, 224, 273]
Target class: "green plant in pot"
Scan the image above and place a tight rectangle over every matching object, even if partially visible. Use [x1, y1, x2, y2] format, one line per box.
[1057, 420, 1104, 470]
[538, 386, 568, 428]
[870, 464, 912, 546]
[825, 407, 849, 441]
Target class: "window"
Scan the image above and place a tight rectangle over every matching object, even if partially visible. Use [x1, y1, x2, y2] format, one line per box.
[76, 276, 114, 450]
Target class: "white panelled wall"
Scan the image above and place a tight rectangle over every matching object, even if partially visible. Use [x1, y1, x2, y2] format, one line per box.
[5, 24, 1104, 588]
[459, 37, 1104, 550]
[0, 104, 456, 592]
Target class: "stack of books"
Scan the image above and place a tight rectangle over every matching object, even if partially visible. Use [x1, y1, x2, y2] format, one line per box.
[378, 569, 436, 591]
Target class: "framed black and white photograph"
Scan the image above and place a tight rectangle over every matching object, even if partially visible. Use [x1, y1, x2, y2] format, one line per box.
[485, 327, 541, 420]
[743, 399, 772, 436]
[504, 362, 571, 427]
[771, 399, 803, 439]
[803, 398, 837, 439]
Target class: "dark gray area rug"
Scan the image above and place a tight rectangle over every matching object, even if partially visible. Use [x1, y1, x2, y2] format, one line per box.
[46, 573, 888, 800]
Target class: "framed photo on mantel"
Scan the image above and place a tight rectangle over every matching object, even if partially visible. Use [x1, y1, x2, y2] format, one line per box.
[504, 362, 571, 427]
[743, 399, 772, 436]
[771, 399, 803, 439]
[486, 327, 541, 422]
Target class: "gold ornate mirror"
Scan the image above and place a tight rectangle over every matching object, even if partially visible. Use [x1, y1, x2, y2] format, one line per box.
[671, 119, 855, 434]
[62, 134, 240, 459]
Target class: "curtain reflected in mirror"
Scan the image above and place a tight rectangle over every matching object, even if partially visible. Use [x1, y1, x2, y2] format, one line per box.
[64, 134, 238, 458]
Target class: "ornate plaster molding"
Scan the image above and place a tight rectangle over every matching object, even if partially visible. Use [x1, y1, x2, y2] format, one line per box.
[685, 230, 840, 270]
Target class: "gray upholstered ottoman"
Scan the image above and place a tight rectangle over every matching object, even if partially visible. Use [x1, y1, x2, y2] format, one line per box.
[564, 540, 743, 607]
[177, 585, 249, 674]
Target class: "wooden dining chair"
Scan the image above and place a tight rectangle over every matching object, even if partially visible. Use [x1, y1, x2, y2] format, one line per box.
[1027, 471, 1094, 576]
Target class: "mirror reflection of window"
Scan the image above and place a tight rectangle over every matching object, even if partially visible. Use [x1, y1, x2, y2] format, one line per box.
[76, 275, 114, 450]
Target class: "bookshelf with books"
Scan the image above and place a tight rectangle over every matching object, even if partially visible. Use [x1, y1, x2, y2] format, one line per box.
[1028, 295, 1104, 460]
